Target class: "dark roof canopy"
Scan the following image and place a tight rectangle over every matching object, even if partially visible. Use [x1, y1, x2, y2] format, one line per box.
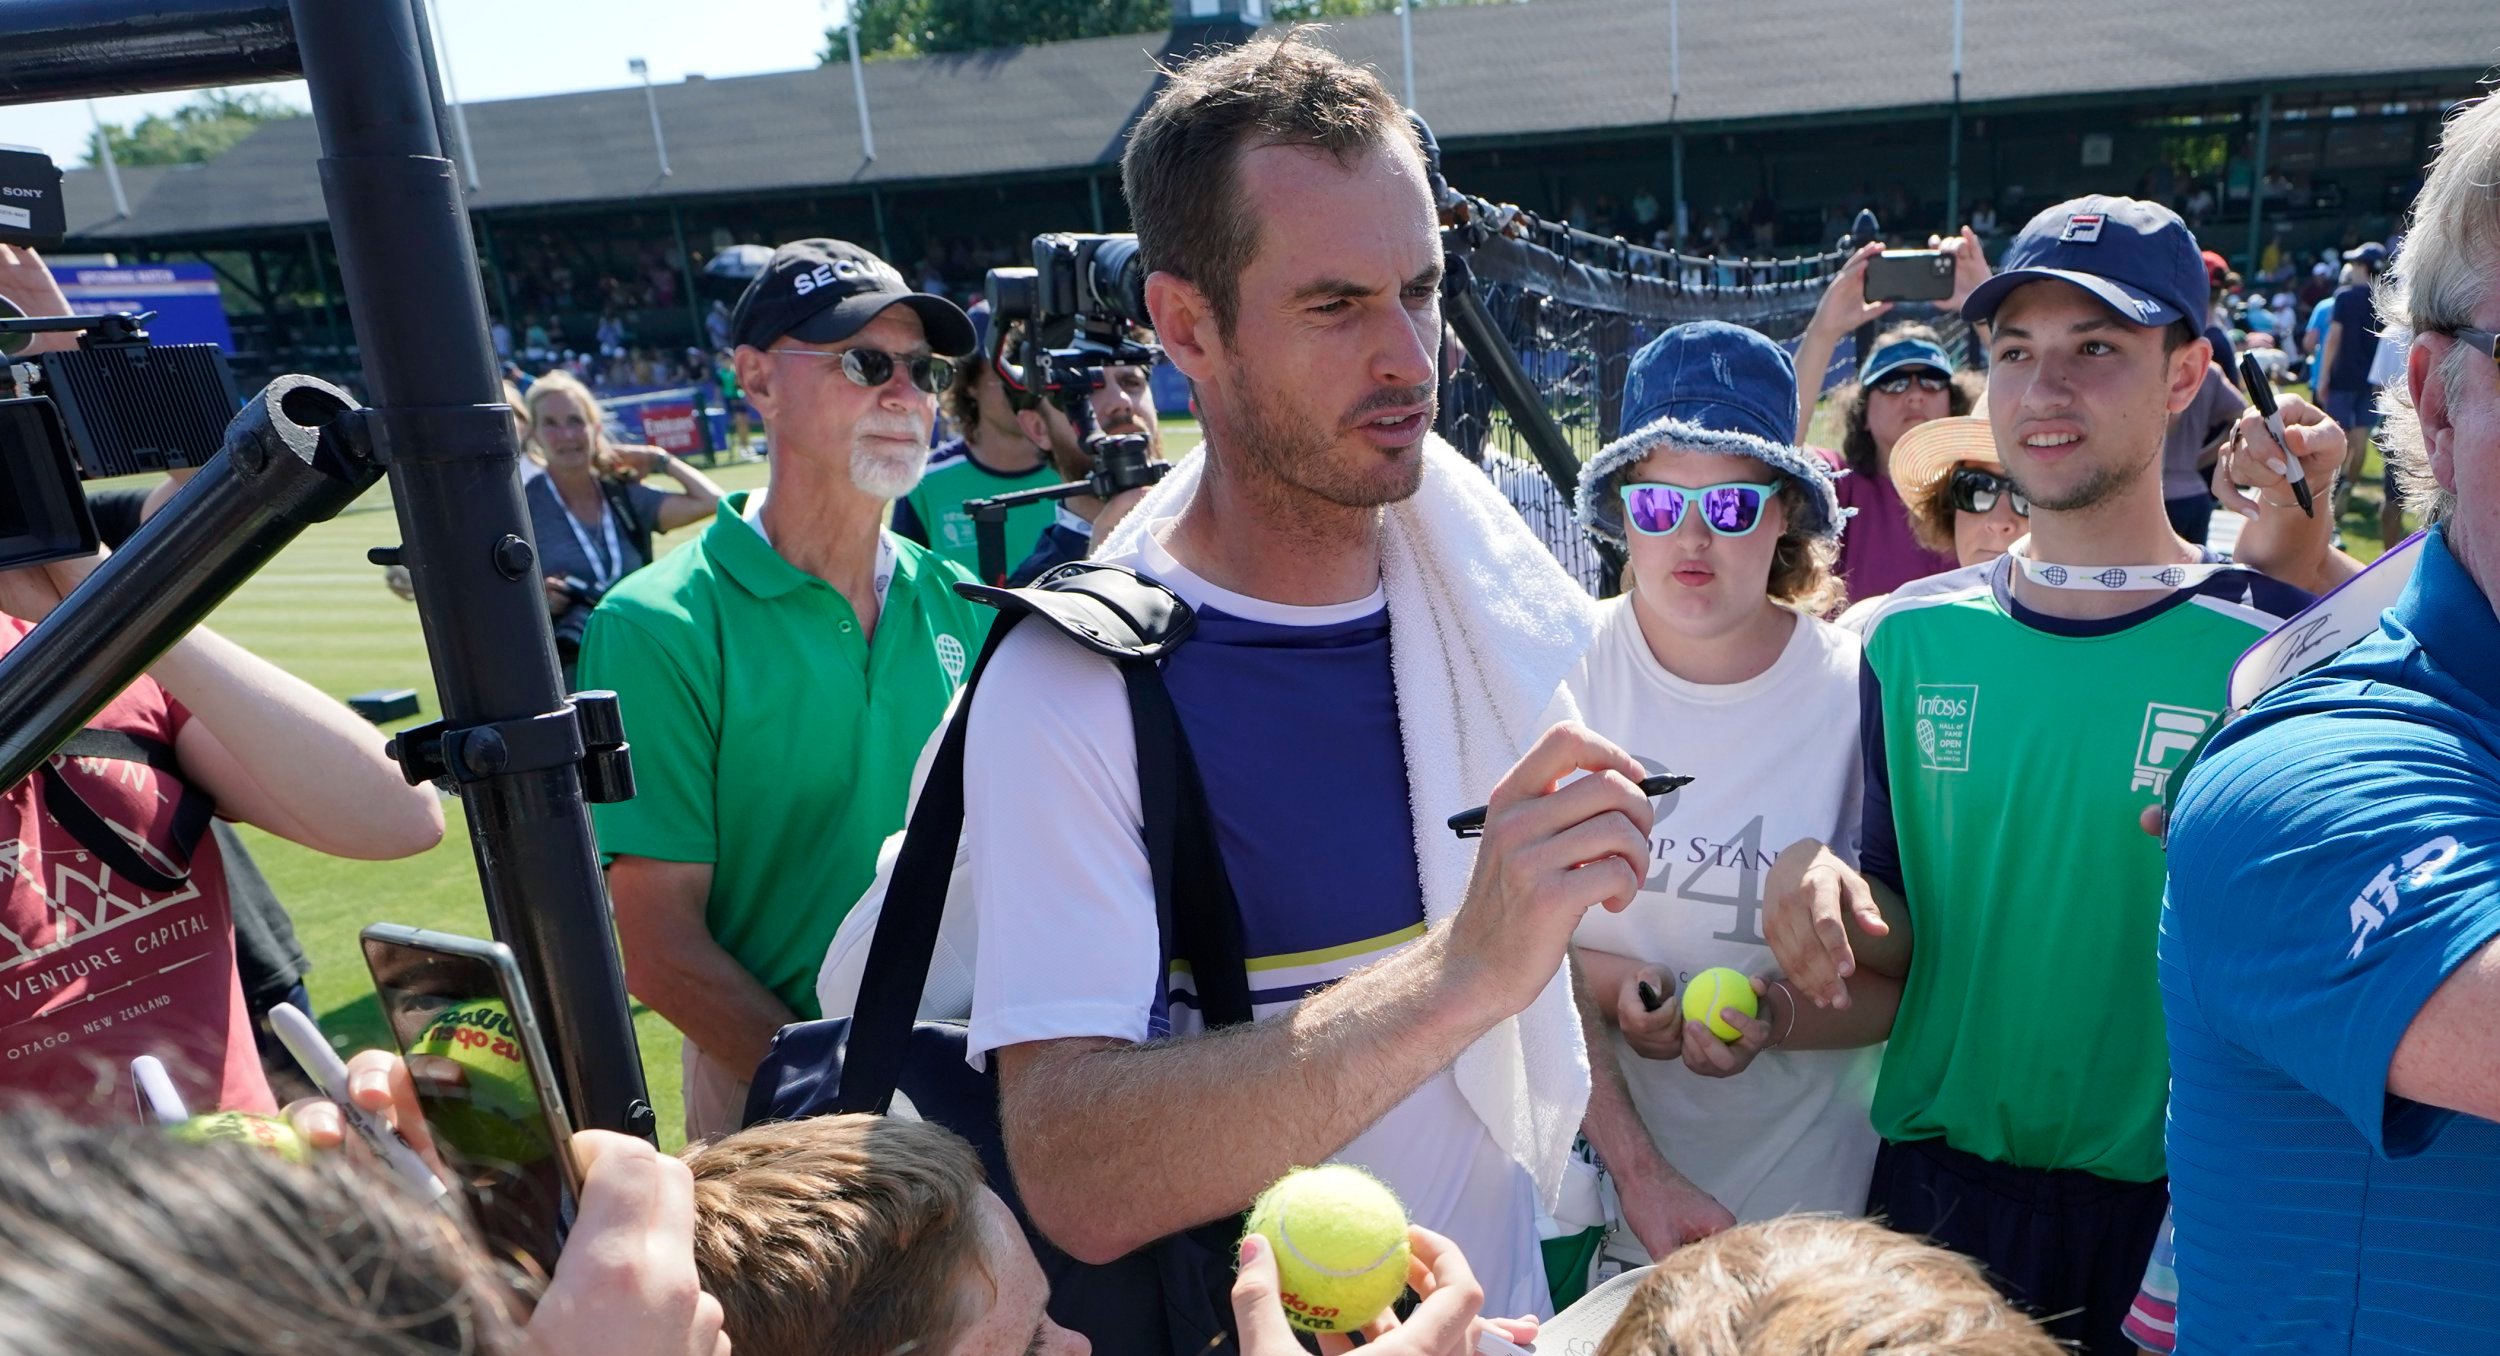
[60, 0, 2497, 241]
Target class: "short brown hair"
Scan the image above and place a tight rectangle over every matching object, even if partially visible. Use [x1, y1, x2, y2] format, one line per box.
[1837, 324, 1983, 478]
[686, 1115, 989, 1356]
[1121, 30, 1418, 335]
[1595, 1216, 2062, 1356]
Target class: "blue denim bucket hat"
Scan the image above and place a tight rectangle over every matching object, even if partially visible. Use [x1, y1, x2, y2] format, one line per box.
[1576, 320, 1846, 548]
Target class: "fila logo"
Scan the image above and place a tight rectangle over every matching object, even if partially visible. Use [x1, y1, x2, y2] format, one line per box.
[2129, 702, 2216, 797]
[2347, 835, 2463, 957]
[2061, 213, 2106, 243]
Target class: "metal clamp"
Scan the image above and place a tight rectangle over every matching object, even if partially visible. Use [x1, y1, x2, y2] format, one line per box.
[386, 691, 634, 802]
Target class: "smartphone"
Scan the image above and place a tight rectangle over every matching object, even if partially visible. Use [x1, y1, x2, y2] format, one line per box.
[361, 923, 583, 1274]
[1863, 249, 1955, 303]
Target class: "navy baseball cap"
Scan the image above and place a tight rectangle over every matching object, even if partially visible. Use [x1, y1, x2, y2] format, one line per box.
[1961, 195, 2207, 330]
[729, 238, 976, 356]
[2344, 241, 2389, 269]
[1859, 335, 1954, 387]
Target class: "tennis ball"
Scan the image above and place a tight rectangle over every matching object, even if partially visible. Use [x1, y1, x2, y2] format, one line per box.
[1681, 966, 1759, 1042]
[1243, 1165, 1412, 1335]
[168, 1111, 308, 1163]
[408, 998, 551, 1165]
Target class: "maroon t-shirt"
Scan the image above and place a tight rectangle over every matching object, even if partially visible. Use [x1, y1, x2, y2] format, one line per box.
[1826, 448, 1958, 603]
[0, 615, 273, 1121]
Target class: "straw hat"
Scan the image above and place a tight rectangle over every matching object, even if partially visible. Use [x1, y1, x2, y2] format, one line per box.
[1887, 415, 2003, 506]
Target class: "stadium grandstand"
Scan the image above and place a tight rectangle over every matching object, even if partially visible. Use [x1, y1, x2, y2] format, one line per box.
[47, 0, 2494, 388]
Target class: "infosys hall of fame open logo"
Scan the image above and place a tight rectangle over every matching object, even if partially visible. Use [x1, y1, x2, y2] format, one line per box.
[1912, 684, 1978, 773]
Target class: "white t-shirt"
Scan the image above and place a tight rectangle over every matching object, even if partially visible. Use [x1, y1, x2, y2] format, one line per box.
[963, 517, 1552, 1318]
[1563, 598, 1882, 1222]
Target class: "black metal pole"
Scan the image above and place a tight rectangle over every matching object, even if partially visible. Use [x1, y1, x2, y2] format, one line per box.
[1442, 254, 1582, 497]
[0, 377, 375, 787]
[0, 0, 298, 101]
[289, 0, 652, 1138]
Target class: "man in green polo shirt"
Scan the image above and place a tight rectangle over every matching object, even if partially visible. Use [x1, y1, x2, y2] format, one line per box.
[1756, 197, 2324, 1354]
[579, 238, 990, 1140]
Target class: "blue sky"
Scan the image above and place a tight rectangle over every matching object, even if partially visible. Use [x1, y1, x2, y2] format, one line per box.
[1, 0, 845, 166]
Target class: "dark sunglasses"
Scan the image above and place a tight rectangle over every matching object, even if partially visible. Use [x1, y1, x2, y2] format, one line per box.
[1873, 371, 1951, 396]
[777, 344, 954, 396]
[2445, 327, 2500, 374]
[1948, 467, 2030, 517]
[1620, 480, 1785, 538]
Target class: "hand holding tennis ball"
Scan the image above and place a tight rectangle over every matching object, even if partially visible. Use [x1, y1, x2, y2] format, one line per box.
[1681, 966, 1758, 1041]
[1240, 1165, 1415, 1335]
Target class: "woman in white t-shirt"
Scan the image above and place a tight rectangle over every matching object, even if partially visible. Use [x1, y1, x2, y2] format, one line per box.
[1565, 322, 1902, 1224]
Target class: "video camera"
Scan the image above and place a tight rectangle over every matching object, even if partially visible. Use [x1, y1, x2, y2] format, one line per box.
[0, 148, 239, 571]
[966, 233, 1170, 584]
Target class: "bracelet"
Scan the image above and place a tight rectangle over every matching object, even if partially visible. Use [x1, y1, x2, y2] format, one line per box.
[1767, 980, 1800, 1048]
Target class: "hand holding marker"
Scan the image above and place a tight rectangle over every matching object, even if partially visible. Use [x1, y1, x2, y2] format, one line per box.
[2238, 351, 2315, 517]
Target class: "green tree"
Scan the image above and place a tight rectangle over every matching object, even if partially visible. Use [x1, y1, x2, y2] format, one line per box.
[85, 89, 305, 168]
[823, 0, 1169, 61]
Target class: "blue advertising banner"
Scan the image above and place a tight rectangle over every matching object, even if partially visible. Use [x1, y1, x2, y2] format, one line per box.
[49, 262, 237, 351]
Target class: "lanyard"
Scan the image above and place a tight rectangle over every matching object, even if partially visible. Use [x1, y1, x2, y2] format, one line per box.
[2006, 540, 2234, 592]
[546, 479, 625, 588]
[744, 490, 898, 613]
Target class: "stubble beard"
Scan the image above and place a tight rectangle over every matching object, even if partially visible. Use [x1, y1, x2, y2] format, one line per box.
[1228, 364, 1430, 512]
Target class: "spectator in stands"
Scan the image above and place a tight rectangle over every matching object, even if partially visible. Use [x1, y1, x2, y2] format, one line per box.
[2161, 93, 2500, 1354]
[0, 247, 443, 1126]
[2317, 242, 2388, 517]
[1563, 322, 1887, 1227]
[579, 238, 987, 1141]
[1006, 348, 1164, 585]
[1790, 234, 1991, 602]
[706, 299, 733, 353]
[1832, 414, 2026, 629]
[521, 371, 725, 681]
[963, 34, 1722, 1331]
[685, 1113, 1085, 1356]
[1760, 196, 2319, 1354]
[2160, 359, 2246, 545]
[1591, 1216, 2062, 1356]
[0, 1094, 729, 1355]
[895, 329, 1056, 579]
[2201, 251, 2240, 391]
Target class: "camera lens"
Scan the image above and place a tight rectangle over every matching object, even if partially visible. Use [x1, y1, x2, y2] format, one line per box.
[1086, 237, 1149, 328]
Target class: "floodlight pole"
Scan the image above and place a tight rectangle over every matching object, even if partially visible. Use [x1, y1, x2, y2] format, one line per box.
[843, 2, 877, 162]
[1399, 1, 1415, 113]
[632, 56, 671, 179]
[86, 100, 129, 217]
[1946, 0, 1963, 228]
[1669, 0, 1684, 246]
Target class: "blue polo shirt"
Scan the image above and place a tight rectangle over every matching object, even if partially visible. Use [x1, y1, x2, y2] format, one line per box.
[2162, 523, 2500, 1354]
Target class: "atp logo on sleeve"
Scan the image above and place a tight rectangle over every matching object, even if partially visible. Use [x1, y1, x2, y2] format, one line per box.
[2130, 703, 2216, 797]
[2347, 835, 2463, 958]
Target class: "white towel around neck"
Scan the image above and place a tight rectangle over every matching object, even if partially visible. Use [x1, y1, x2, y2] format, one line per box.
[1099, 433, 1601, 1206]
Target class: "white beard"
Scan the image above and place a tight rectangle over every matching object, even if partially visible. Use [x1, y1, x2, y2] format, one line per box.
[850, 441, 928, 500]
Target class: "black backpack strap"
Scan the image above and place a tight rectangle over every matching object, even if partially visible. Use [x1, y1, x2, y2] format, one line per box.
[836, 563, 1249, 1113]
[599, 476, 658, 567]
[41, 729, 216, 894]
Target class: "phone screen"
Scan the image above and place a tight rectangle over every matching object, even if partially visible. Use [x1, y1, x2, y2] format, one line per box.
[362, 927, 580, 1275]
